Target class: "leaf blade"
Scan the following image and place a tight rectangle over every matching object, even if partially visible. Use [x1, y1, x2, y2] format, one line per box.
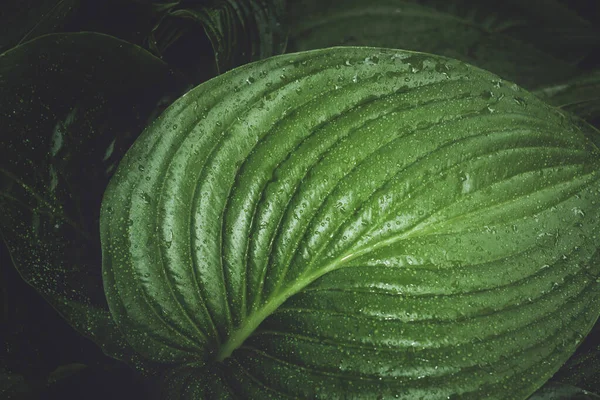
[101, 47, 600, 398]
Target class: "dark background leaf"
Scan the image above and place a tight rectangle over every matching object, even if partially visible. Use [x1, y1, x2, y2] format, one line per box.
[0, 0, 287, 86]
[286, 0, 594, 89]
[406, 0, 600, 68]
[0, 32, 190, 398]
[146, 0, 287, 83]
[534, 71, 600, 129]
[0, 0, 80, 53]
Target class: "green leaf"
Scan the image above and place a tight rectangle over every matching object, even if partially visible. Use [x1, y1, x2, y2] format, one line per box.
[534, 71, 600, 129]
[0, 0, 80, 53]
[101, 47, 600, 398]
[286, 0, 581, 89]
[0, 32, 189, 366]
[502, 0, 600, 65]
[147, 0, 287, 79]
[406, 0, 600, 66]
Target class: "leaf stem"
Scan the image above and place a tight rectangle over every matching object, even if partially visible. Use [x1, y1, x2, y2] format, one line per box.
[215, 291, 285, 361]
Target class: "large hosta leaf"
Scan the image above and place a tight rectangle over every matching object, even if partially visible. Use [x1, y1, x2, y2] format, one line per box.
[101, 47, 600, 399]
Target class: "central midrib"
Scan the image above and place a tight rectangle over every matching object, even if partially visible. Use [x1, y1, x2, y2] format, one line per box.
[214, 259, 347, 362]
[214, 222, 429, 362]
[213, 167, 593, 361]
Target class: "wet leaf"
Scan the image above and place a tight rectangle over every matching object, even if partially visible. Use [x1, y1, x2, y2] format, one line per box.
[102, 47, 600, 398]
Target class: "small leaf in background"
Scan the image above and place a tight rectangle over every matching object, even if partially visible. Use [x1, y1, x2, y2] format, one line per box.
[286, 0, 584, 89]
[534, 71, 600, 129]
[0, 0, 80, 53]
[101, 46, 600, 398]
[147, 0, 288, 82]
[0, 33, 189, 367]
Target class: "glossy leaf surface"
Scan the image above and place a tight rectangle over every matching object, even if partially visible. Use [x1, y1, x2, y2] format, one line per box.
[101, 47, 600, 399]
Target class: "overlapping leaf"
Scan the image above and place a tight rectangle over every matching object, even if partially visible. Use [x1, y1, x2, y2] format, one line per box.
[408, 0, 600, 66]
[101, 47, 600, 398]
[286, 0, 583, 89]
[534, 71, 600, 129]
[147, 0, 287, 80]
[0, 32, 189, 366]
[0, 0, 80, 53]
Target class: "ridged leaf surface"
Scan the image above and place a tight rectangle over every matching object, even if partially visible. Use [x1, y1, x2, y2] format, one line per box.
[100, 47, 600, 399]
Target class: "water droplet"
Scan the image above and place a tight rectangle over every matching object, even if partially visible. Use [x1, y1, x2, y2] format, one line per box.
[365, 55, 379, 65]
[513, 96, 526, 107]
[481, 91, 494, 100]
[165, 229, 173, 249]
[141, 192, 152, 203]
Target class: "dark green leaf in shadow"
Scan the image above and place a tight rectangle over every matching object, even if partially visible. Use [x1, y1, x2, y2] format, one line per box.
[408, 0, 600, 67]
[0, 0, 80, 54]
[0, 370, 30, 400]
[47, 363, 87, 385]
[147, 0, 287, 81]
[0, 32, 189, 368]
[286, 0, 581, 89]
[501, 0, 600, 66]
[534, 71, 600, 129]
[61, 0, 161, 58]
[528, 381, 600, 399]
[552, 318, 600, 394]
